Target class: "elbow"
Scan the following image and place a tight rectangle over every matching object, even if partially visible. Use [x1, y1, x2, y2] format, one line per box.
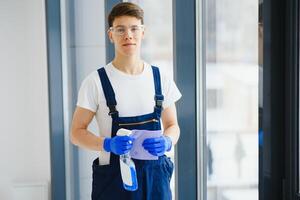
[177, 125, 180, 136]
[176, 125, 181, 140]
[70, 128, 79, 146]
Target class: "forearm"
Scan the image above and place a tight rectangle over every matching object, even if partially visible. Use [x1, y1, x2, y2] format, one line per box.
[70, 128, 105, 151]
[163, 124, 180, 146]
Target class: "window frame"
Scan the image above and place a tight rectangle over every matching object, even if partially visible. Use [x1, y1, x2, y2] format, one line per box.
[285, 0, 300, 199]
[260, 0, 300, 199]
[173, 0, 199, 199]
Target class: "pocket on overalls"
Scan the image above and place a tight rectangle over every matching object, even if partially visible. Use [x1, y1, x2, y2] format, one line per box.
[150, 157, 173, 200]
[92, 159, 117, 200]
[164, 157, 174, 181]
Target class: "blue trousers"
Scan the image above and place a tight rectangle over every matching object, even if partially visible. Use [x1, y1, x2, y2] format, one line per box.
[92, 155, 174, 200]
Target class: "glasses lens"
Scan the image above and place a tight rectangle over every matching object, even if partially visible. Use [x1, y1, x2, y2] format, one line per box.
[112, 25, 143, 36]
[115, 27, 125, 35]
[130, 26, 141, 34]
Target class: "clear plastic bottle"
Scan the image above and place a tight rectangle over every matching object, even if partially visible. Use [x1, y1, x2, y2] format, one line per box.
[117, 128, 138, 191]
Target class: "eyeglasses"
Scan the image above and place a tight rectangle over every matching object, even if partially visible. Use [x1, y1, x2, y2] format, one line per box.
[109, 25, 145, 36]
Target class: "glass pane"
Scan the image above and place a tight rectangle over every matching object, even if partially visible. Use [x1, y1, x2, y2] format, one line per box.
[204, 0, 259, 199]
[62, 1, 107, 199]
[128, 0, 175, 198]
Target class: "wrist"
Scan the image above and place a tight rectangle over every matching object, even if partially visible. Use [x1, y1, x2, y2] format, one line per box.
[103, 138, 111, 152]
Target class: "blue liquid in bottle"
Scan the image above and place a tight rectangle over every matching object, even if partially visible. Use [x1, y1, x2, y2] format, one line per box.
[120, 153, 138, 191]
[117, 128, 138, 191]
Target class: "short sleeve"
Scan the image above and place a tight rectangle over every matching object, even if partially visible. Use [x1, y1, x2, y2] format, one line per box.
[76, 74, 99, 112]
[161, 73, 182, 109]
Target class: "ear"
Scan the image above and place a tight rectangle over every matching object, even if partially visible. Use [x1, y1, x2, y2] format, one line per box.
[141, 27, 145, 40]
[107, 29, 114, 43]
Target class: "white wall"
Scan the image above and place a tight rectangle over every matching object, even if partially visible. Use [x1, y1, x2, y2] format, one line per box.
[0, 0, 51, 199]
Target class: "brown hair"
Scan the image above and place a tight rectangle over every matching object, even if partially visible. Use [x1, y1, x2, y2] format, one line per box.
[108, 2, 144, 27]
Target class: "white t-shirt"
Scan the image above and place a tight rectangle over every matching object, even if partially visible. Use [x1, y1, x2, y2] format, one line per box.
[77, 62, 182, 165]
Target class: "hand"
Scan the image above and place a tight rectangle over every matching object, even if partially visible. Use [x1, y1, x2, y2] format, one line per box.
[142, 136, 172, 156]
[103, 135, 134, 155]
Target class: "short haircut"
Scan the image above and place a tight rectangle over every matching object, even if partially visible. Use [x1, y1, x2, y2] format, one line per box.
[108, 2, 144, 27]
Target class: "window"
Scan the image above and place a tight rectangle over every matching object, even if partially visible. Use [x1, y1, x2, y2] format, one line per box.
[203, 0, 259, 199]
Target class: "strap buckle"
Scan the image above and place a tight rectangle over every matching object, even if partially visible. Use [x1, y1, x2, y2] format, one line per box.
[154, 95, 164, 107]
[108, 105, 118, 116]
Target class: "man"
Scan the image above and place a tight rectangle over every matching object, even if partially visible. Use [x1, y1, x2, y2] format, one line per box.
[70, 2, 181, 199]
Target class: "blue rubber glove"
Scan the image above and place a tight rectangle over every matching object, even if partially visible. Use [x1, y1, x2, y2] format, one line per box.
[103, 136, 134, 155]
[142, 135, 172, 156]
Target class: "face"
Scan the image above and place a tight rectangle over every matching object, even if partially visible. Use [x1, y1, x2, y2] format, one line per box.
[108, 16, 145, 57]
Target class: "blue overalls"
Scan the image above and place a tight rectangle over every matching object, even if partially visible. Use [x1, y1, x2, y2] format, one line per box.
[91, 66, 174, 200]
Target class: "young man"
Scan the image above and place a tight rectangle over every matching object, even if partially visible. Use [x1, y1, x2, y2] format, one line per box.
[70, 2, 181, 199]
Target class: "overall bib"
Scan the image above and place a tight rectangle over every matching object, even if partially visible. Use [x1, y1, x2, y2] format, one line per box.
[91, 66, 174, 200]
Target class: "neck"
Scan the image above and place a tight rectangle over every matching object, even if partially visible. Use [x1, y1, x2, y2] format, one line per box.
[112, 54, 144, 75]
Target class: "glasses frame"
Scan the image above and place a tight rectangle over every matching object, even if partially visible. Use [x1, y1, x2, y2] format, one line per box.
[109, 25, 145, 36]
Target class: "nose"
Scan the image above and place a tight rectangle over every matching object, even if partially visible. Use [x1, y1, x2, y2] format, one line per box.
[124, 29, 133, 40]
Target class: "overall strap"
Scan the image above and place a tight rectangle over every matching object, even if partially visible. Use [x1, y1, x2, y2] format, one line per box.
[151, 66, 164, 118]
[97, 68, 119, 119]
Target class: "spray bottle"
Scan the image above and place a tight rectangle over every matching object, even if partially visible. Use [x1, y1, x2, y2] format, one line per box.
[117, 128, 138, 191]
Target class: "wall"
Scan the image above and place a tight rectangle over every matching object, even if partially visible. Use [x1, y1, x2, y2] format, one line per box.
[0, 0, 51, 199]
